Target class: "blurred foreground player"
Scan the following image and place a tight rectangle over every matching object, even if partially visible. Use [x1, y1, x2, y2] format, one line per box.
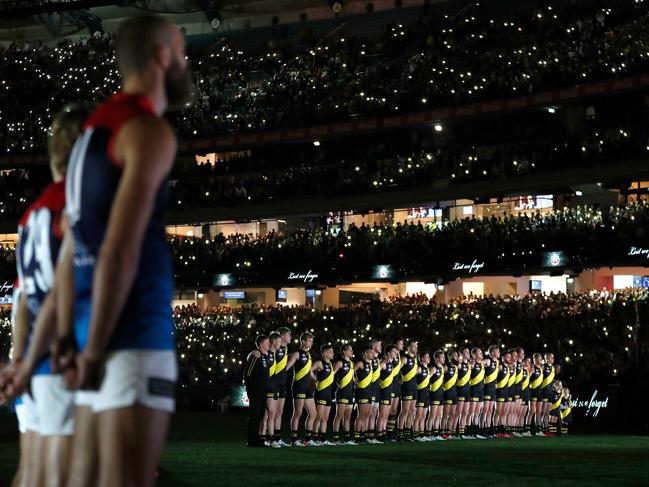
[244, 336, 271, 447]
[52, 15, 192, 487]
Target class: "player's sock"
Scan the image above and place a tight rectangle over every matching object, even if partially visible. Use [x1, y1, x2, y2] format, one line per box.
[333, 431, 340, 442]
[305, 430, 312, 443]
[387, 416, 396, 438]
[354, 431, 361, 441]
[291, 430, 298, 442]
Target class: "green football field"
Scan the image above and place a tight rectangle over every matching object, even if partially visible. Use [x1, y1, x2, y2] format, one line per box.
[1, 410, 647, 486]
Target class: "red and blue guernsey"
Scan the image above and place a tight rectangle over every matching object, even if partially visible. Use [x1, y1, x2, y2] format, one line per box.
[65, 93, 174, 352]
[16, 182, 65, 374]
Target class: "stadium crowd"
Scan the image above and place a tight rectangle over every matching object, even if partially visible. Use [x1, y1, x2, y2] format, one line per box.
[0, 0, 647, 154]
[169, 202, 649, 279]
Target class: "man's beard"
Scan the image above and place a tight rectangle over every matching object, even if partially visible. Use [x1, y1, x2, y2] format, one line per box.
[165, 59, 194, 112]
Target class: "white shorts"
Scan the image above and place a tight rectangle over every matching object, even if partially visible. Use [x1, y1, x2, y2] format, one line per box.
[31, 374, 75, 436]
[20, 393, 39, 434]
[15, 403, 27, 434]
[75, 390, 98, 408]
[89, 350, 177, 414]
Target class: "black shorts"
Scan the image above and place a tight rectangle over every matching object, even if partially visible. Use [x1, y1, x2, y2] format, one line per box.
[521, 389, 531, 404]
[401, 381, 417, 401]
[417, 388, 431, 408]
[275, 373, 288, 399]
[371, 384, 381, 404]
[379, 387, 393, 406]
[393, 381, 402, 399]
[429, 388, 444, 406]
[355, 388, 372, 405]
[314, 389, 333, 407]
[444, 387, 458, 405]
[549, 408, 560, 418]
[513, 383, 521, 399]
[266, 390, 279, 400]
[336, 388, 354, 405]
[293, 385, 314, 400]
[470, 384, 484, 402]
[530, 388, 541, 402]
[496, 387, 508, 402]
[542, 386, 553, 402]
[457, 385, 470, 402]
[484, 383, 496, 401]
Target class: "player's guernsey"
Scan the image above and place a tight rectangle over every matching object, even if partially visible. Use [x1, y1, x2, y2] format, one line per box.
[484, 357, 498, 386]
[266, 349, 276, 397]
[401, 353, 418, 383]
[316, 361, 334, 392]
[390, 350, 402, 394]
[470, 362, 485, 386]
[515, 362, 524, 386]
[417, 366, 430, 390]
[66, 93, 173, 352]
[530, 364, 543, 392]
[380, 360, 394, 391]
[371, 357, 380, 391]
[274, 345, 288, 385]
[443, 364, 458, 390]
[457, 361, 470, 388]
[16, 181, 66, 374]
[496, 362, 510, 389]
[293, 350, 312, 386]
[336, 359, 354, 393]
[507, 364, 516, 389]
[542, 363, 555, 388]
[521, 368, 530, 391]
[356, 360, 373, 390]
[429, 365, 443, 392]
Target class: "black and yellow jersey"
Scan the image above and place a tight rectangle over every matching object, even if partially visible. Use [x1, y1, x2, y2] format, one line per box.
[515, 362, 524, 385]
[429, 365, 443, 392]
[507, 363, 516, 389]
[443, 364, 458, 391]
[356, 360, 373, 390]
[316, 360, 335, 393]
[371, 357, 380, 388]
[496, 361, 510, 389]
[391, 351, 402, 385]
[470, 361, 485, 386]
[380, 360, 394, 390]
[274, 345, 288, 383]
[401, 353, 418, 384]
[521, 368, 530, 390]
[484, 357, 498, 385]
[336, 359, 354, 393]
[417, 365, 431, 390]
[293, 349, 312, 386]
[267, 349, 276, 380]
[530, 364, 543, 390]
[542, 363, 555, 389]
[456, 361, 470, 388]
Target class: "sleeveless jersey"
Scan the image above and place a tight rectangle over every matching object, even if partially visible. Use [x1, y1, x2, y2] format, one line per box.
[507, 364, 516, 388]
[456, 361, 470, 387]
[443, 364, 458, 391]
[401, 353, 418, 383]
[267, 349, 276, 386]
[429, 364, 443, 392]
[530, 364, 543, 390]
[66, 93, 173, 351]
[542, 363, 555, 388]
[521, 368, 530, 390]
[336, 359, 354, 393]
[274, 345, 288, 385]
[515, 362, 524, 385]
[356, 360, 373, 389]
[16, 182, 65, 374]
[417, 365, 430, 390]
[293, 350, 312, 386]
[316, 361, 334, 392]
[470, 362, 485, 386]
[380, 360, 394, 390]
[496, 362, 510, 389]
[371, 357, 380, 387]
[484, 357, 498, 385]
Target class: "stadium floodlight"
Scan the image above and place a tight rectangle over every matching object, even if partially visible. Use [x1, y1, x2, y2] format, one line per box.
[313, 140, 321, 146]
[434, 123, 443, 132]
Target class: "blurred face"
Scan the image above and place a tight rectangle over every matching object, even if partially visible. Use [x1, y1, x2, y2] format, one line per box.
[270, 338, 280, 350]
[324, 348, 334, 361]
[461, 349, 470, 361]
[437, 354, 445, 365]
[534, 355, 543, 365]
[409, 342, 418, 355]
[364, 349, 373, 361]
[474, 348, 483, 360]
[421, 353, 430, 365]
[450, 351, 459, 363]
[281, 332, 291, 345]
[492, 348, 501, 359]
[517, 349, 525, 361]
[303, 337, 313, 350]
[511, 351, 518, 362]
[504, 353, 511, 365]
[388, 349, 397, 361]
[396, 340, 404, 351]
[546, 353, 555, 365]
[373, 341, 382, 354]
[259, 339, 270, 354]
[164, 26, 193, 111]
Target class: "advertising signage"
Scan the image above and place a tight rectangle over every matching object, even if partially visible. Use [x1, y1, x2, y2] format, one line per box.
[542, 251, 568, 268]
[371, 265, 395, 280]
[287, 270, 320, 283]
[213, 273, 235, 287]
[451, 259, 485, 274]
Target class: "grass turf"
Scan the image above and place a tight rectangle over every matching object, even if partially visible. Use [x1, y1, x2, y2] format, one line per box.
[1, 410, 647, 486]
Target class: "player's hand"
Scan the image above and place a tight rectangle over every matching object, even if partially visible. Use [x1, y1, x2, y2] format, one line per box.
[11, 362, 33, 398]
[52, 333, 79, 389]
[0, 361, 23, 402]
[252, 350, 261, 358]
[76, 352, 105, 391]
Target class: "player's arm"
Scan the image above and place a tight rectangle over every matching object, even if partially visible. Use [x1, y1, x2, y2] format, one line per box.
[333, 360, 342, 373]
[8, 292, 29, 363]
[311, 361, 323, 372]
[285, 351, 299, 370]
[53, 221, 76, 370]
[81, 118, 176, 378]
